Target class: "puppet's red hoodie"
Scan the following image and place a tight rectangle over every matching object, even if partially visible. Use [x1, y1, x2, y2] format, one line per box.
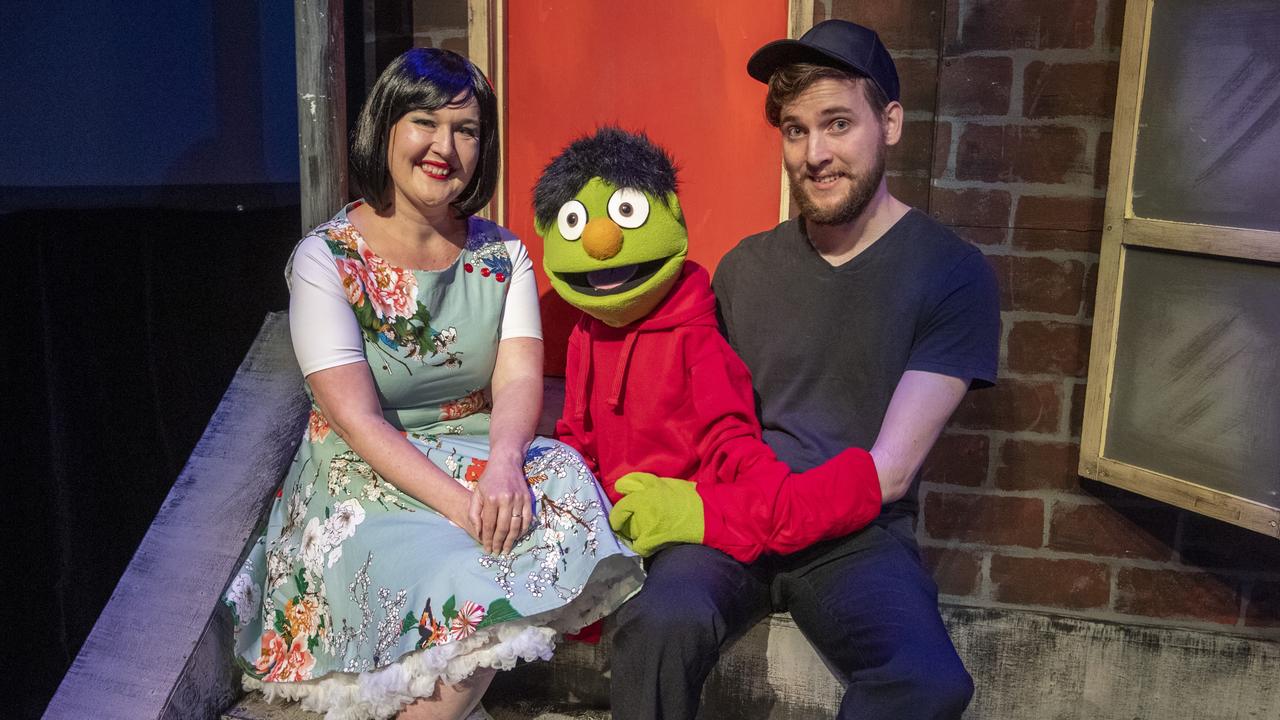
[555, 262, 881, 563]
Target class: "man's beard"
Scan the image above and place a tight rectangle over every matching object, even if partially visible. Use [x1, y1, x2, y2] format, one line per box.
[790, 143, 887, 226]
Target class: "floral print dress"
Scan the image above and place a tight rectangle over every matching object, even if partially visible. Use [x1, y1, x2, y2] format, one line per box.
[223, 205, 643, 720]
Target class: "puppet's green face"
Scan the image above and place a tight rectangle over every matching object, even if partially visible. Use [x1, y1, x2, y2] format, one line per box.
[539, 177, 688, 327]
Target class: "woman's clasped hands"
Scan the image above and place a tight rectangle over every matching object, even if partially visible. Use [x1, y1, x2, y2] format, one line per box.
[467, 455, 534, 555]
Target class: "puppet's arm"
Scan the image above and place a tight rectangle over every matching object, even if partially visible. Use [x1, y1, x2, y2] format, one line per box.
[609, 350, 881, 562]
[610, 447, 881, 563]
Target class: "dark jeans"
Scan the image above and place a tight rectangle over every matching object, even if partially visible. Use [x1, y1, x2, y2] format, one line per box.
[609, 514, 973, 720]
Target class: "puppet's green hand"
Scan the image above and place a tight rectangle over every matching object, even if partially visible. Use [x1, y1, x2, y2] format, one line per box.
[609, 473, 705, 556]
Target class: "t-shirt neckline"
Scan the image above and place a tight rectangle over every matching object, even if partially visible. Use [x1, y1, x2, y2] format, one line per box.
[797, 208, 921, 273]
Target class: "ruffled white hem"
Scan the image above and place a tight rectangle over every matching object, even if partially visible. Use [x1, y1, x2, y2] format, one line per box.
[244, 556, 641, 720]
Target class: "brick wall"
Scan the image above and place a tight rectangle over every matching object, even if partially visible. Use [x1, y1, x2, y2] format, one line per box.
[812, 0, 1280, 635]
[408, 0, 1280, 636]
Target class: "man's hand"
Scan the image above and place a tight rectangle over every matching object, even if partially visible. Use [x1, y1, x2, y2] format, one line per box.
[609, 473, 705, 555]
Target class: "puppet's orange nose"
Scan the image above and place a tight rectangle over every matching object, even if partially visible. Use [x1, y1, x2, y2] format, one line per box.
[582, 218, 623, 260]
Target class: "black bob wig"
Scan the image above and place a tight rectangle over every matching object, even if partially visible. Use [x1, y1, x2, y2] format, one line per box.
[350, 48, 499, 217]
[533, 127, 679, 230]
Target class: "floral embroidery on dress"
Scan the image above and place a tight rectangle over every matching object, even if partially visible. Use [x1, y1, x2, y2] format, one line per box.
[450, 600, 486, 639]
[308, 407, 331, 443]
[439, 388, 490, 421]
[373, 586, 410, 668]
[254, 631, 316, 682]
[478, 445, 605, 600]
[360, 247, 419, 320]
[401, 595, 523, 651]
[225, 559, 260, 629]
[463, 458, 487, 483]
[316, 219, 462, 368]
[323, 552, 375, 673]
[429, 326, 464, 368]
[235, 464, 382, 681]
[463, 238, 514, 283]
[326, 451, 413, 512]
[336, 257, 366, 307]
[262, 470, 318, 598]
[327, 222, 361, 254]
[238, 567, 330, 683]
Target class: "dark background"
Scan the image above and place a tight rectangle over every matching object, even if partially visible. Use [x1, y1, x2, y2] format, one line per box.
[4, 1, 368, 715]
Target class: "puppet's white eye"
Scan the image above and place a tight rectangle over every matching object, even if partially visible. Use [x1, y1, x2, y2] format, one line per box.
[607, 188, 649, 229]
[557, 200, 588, 240]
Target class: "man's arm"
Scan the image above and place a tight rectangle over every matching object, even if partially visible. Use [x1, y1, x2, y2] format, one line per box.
[696, 368, 970, 560]
[612, 344, 882, 563]
[613, 366, 972, 562]
[871, 370, 970, 503]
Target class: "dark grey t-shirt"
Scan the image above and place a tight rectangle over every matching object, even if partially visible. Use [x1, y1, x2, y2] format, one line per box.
[713, 210, 999, 515]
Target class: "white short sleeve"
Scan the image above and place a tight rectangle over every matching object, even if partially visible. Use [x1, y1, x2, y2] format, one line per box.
[287, 235, 366, 376]
[288, 225, 540, 377]
[499, 230, 543, 341]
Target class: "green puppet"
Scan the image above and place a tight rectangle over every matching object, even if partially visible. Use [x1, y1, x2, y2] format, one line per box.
[538, 132, 688, 328]
[535, 127, 882, 563]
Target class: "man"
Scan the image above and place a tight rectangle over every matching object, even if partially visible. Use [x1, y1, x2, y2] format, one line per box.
[609, 19, 999, 720]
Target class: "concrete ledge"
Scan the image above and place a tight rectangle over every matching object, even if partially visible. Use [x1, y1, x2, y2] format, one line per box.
[950, 606, 1280, 719]
[225, 605, 1280, 719]
[484, 605, 1280, 720]
[46, 313, 309, 720]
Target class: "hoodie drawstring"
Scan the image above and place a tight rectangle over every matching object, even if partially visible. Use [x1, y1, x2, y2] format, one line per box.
[574, 327, 592, 421]
[606, 331, 639, 410]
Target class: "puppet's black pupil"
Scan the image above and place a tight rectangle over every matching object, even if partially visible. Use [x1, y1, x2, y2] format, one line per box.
[567, 213, 578, 226]
[619, 203, 633, 216]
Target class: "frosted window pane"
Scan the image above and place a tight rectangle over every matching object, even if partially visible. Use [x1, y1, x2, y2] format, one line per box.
[1131, 0, 1280, 232]
[1106, 248, 1280, 506]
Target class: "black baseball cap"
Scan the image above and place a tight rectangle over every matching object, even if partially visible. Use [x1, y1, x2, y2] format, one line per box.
[747, 19, 900, 103]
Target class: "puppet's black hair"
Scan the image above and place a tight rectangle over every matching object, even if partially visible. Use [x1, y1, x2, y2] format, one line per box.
[533, 126, 679, 229]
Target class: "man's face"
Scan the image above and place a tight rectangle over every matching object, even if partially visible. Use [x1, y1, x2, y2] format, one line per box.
[779, 77, 890, 226]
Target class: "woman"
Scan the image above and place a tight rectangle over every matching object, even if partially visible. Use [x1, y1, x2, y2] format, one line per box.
[223, 49, 643, 720]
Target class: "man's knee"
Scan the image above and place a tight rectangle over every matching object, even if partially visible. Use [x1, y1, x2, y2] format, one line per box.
[895, 658, 974, 718]
[611, 582, 724, 661]
[611, 546, 760, 673]
[834, 638, 974, 720]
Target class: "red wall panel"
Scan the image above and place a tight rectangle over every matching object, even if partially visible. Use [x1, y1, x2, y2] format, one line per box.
[503, 0, 788, 373]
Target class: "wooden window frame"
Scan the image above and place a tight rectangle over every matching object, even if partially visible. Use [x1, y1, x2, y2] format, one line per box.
[466, 0, 505, 223]
[1079, 0, 1280, 537]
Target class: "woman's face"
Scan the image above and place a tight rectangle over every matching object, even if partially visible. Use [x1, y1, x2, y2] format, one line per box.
[385, 91, 482, 215]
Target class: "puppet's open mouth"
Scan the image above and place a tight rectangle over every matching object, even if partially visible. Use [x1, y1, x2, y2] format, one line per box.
[556, 257, 670, 296]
